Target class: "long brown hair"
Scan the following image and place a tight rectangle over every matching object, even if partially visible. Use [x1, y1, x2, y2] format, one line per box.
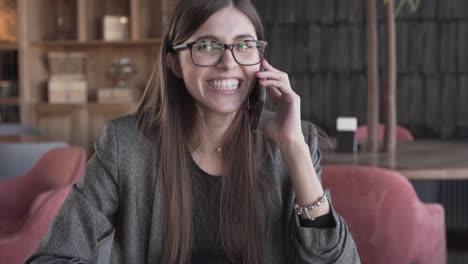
[136, 0, 268, 263]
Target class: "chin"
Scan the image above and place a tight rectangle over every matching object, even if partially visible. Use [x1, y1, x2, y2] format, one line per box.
[213, 105, 242, 115]
[206, 102, 244, 115]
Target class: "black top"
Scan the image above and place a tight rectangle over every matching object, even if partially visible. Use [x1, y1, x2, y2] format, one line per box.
[189, 158, 334, 262]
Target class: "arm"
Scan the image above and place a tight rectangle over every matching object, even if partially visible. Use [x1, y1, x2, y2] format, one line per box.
[256, 59, 359, 263]
[279, 129, 330, 219]
[26, 122, 120, 263]
[287, 122, 360, 263]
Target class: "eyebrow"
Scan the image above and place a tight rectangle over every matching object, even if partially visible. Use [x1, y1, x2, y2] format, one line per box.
[194, 34, 256, 42]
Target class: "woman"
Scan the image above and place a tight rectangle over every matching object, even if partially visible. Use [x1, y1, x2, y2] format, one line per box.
[27, 0, 359, 263]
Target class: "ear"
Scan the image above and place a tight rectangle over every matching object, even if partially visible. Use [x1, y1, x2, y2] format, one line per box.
[166, 52, 183, 79]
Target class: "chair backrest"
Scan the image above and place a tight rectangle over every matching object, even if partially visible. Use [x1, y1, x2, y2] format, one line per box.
[0, 146, 87, 222]
[0, 147, 87, 264]
[322, 165, 446, 264]
[355, 124, 414, 142]
[0, 123, 46, 136]
[0, 141, 68, 178]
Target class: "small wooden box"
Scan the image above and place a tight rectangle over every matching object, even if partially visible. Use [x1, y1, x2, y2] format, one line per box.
[48, 52, 86, 75]
[103, 15, 129, 41]
[97, 88, 136, 103]
[48, 75, 87, 104]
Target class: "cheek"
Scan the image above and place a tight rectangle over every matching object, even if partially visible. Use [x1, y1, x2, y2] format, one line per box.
[245, 67, 259, 91]
[182, 67, 206, 83]
[178, 51, 196, 75]
[179, 55, 199, 83]
[180, 66, 207, 94]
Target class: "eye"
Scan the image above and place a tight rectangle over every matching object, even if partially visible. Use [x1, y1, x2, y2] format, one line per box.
[194, 41, 221, 53]
[235, 41, 256, 52]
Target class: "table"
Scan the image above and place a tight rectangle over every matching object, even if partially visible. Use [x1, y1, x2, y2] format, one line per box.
[321, 141, 468, 180]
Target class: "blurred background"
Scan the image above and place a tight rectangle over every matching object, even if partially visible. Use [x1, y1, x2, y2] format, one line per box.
[1, 0, 467, 263]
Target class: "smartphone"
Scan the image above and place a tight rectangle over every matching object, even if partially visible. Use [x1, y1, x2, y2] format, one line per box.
[249, 65, 266, 133]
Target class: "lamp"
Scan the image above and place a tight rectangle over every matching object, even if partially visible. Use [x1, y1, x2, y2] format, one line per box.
[0, 0, 17, 42]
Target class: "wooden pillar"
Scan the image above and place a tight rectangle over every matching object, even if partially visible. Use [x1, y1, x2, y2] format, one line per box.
[365, 0, 380, 153]
[384, 0, 397, 153]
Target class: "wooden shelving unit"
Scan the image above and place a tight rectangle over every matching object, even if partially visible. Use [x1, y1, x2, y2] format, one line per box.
[0, 42, 18, 51]
[0, 96, 19, 105]
[16, 0, 178, 151]
[31, 38, 162, 47]
[0, 41, 19, 123]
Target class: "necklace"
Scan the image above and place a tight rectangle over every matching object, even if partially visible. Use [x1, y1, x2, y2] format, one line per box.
[189, 144, 222, 155]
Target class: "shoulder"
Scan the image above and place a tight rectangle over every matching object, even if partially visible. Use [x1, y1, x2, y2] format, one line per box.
[300, 120, 320, 150]
[107, 113, 139, 137]
[262, 120, 321, 168]
[94, 114, 158, 187]
[300, 120, 323, 175]
[96, 113, 155, 162]
[258, 120, 324, 195]
[107, 113, 152, 144]
[263, 120, 321, 155]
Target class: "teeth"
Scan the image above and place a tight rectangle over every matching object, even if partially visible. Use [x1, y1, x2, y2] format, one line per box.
[208, 79, 240, 91]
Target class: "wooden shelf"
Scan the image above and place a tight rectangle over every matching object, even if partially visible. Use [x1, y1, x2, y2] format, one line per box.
[37, 102, 85, 109]
[31, 39, 162, 47]
[0, 96, 20, 105]
[0, 42, 18, 51]
[37, 102, 137, 108]
[19, 0, 175, 151]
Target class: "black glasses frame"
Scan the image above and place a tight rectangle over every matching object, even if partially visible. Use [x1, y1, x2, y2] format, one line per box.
[172, 39, 268, 67]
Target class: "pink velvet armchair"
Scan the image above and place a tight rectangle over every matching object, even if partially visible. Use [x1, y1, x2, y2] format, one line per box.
[322, 165, 446, 264]
[0, 147, 87, 264]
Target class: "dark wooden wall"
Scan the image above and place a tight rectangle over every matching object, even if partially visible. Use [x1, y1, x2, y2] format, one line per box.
[254, 0, 468, 139]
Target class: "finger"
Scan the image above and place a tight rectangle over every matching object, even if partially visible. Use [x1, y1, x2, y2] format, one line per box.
[259, 79, 294, 95]
[265, 86, 282, 99]
[260, 80, 300, 104]
[255, 70, 289, 82]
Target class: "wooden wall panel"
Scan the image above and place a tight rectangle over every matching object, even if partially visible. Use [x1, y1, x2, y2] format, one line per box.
[255, 0, 468, 138]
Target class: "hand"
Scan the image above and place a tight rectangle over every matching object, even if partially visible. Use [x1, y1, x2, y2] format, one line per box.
[255, 59, 304, 150]
[256, 61, 327, 210]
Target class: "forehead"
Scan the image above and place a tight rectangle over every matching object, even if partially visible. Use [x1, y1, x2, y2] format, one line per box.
[189, 6, 257, 42]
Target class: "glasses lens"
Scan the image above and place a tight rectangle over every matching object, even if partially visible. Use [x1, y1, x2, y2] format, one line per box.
[191, 40, 223, 66]
[233, 40, 264, 65]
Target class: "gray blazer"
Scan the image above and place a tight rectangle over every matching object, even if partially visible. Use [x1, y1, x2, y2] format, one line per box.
[27, 115, 360, 263]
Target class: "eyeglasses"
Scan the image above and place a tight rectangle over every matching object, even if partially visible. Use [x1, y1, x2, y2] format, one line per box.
[172, 39, 268, 67]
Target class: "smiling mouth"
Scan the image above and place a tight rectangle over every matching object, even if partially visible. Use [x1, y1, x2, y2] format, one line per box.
[207, 79, 240, 91]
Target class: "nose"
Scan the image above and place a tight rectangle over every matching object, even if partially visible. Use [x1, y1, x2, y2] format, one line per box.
[218, 49, 238, 69]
